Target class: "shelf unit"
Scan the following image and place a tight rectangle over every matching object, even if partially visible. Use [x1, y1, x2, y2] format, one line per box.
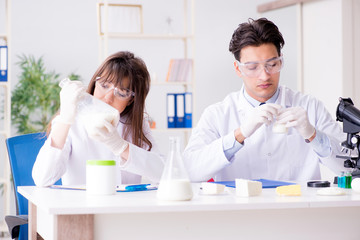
[96, 0, 195, 149]
[0, 0, 11, 235]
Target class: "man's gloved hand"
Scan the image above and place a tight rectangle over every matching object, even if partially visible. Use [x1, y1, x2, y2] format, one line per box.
[57, 81, 85, 124]
[85, 118, 128, 156]
[240, 103, 282, 138]
[276, 106, 315, 139]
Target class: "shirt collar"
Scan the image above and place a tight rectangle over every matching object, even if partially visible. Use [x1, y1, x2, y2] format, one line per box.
[243, 87, 280, 107]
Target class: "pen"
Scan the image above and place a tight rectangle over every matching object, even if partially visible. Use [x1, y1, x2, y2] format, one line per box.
[123, 184, 150, 191]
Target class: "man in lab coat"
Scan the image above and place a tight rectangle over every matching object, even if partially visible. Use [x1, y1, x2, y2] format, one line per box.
[183, 18, 346, 182]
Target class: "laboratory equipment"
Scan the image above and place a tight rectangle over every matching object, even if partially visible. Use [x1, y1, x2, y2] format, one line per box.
[157, 137, 193, 201]
[272, 121, 288, 134]
[337, 171, 352, 189]
[307, 181, 330, 188]
[273, 92, 288, 134]
[59, 78, 119, 125]
[351, 178, 360, 193]
[86, 160, 116, 195]
[335, 97, 360, 178]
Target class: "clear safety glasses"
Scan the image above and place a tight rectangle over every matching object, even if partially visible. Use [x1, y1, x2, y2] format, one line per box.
[95, 79, 135, 100]
[236, 56, 284, 78]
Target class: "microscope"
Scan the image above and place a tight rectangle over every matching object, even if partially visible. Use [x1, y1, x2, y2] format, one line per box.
[336, 97, 360, 178]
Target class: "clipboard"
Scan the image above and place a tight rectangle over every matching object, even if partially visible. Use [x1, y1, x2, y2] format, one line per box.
[214, 179, 295, 189]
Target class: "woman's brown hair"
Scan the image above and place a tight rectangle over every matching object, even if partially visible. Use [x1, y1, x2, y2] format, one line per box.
[47, 51, 152, 150]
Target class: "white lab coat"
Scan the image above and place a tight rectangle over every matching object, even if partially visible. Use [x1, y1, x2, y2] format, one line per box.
[184, 85, 346, 182]
[32, 116, 165, 187]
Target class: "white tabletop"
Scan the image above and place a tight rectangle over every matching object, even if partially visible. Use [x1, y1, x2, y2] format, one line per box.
[18, 183, 360, 216]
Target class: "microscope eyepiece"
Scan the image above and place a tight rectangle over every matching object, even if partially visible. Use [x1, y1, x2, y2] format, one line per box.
[336, 97, 360, 133]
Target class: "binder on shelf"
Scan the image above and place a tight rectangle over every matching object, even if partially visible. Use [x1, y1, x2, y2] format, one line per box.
[179, 59, 193, 82]
[165, 59, 174, 82]
[176, 93, 185, 128]
[184, 92, 192, 128]
[166, 92, 193, 129]
[0, 45, 8, 82]
[166, 59, 193, 82]
[167, 93, 176, 128]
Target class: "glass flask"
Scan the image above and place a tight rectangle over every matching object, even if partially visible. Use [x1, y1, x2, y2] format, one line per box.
[157, 137, 193, 201]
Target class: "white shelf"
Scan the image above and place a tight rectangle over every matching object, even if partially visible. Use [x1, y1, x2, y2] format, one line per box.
[151, 128, 192, 133]
[151, 81, 193, 87]
[100, 33, 194, 40]
[0, 82, 10, 87]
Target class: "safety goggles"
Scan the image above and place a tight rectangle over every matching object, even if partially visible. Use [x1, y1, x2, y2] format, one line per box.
[95, 78, 135, 100]
[236, 56, 284, 78]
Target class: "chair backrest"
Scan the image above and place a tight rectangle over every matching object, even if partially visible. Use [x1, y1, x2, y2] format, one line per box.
[5, 132, 61, 215]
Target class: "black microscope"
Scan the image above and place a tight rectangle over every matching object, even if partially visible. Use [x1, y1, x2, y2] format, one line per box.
[336, 97, 360, 178]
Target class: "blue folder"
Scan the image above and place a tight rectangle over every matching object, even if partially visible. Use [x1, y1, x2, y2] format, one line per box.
[214, 179, 295, 188]
[184, 92, 192, 128]
[0, 45, 8, 82]
[167, 93, 176, 128]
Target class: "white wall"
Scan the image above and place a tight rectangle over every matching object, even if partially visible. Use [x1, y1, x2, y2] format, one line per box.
[303, 0, 344, 114]
[302, 0, 360, 113]
[260, 5, 298, 92]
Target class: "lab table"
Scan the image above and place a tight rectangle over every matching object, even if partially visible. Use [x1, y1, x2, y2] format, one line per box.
[18, 184, 360, 240]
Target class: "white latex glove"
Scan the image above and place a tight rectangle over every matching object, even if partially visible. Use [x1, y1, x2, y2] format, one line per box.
[85, 118, 128, 156]
[276, 107, 315, 139]
[58, 81, 85, 124]
[240, 103, 282, 138]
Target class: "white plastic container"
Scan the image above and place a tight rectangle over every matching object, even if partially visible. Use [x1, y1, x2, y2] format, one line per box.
[86, 160, 116, 195]
[59, 78, 119, 124]
[272, 122, 288, 134]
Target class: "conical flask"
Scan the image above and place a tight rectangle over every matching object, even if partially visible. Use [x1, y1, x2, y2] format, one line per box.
[157, 137, 193, 201]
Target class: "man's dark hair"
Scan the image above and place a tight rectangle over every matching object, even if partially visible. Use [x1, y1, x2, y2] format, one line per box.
[229, 18, 285, 61]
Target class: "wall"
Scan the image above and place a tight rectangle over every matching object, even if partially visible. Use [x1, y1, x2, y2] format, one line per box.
[303, 0, 360, 113]
[259, 5, 298, 91]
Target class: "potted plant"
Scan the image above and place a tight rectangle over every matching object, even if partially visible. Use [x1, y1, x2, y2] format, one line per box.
[11, 54, 80, 134]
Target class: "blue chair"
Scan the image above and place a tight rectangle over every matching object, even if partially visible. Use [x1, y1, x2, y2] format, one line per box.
[4, 132, 61, 240]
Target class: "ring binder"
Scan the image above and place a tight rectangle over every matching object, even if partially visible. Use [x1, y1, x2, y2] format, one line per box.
[0, 45, 8, 82]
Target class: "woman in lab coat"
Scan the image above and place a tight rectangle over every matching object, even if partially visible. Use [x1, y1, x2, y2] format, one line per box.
[183, 18, 346, 182]
[32, 51, 164, 187]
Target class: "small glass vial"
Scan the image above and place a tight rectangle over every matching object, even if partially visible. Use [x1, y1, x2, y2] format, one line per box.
[338, 171, 345, 188]
[344, 171, 352, 189]
[272, 121, 288, 134]
[157, 137, 193, 201]
[86, 160, 116, 195]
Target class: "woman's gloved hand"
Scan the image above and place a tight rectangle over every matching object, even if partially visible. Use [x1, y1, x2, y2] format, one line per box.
[57, 81, 85, 124]
[240, 103, 282, 138]
[276, 106, 315, 139]
[85, 118, 129, 156]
